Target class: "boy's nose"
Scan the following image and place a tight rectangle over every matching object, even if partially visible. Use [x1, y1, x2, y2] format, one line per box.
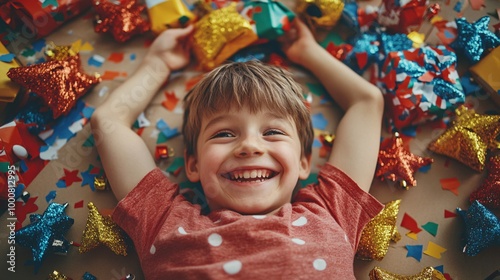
[234, 137, 264, 157]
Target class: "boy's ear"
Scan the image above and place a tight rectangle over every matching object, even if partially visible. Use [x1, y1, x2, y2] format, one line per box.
[184, 149, 200, 182]
[298, 154, 312, 180]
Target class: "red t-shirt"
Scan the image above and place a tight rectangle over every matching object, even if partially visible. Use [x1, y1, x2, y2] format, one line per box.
[112, 163, 383, 279]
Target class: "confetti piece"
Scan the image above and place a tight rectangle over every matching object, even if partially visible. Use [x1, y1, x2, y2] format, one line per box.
[88, 54, 105, 67]
[62, 168, 83, 186]
[167, 157, 184, 176]
[108, 52, 124, 63]
[444, 209, 457, 218]
[406, 232, 418, 240]
[130, 53, 136, 61]
[440, 177, 460, 195]
[46, 190, 57, 203]
[162, 91, 179, 111]
[312, 113, 328, 130]
[56, 179, 67, 188]
[405, 244, 423, 261]
[306, 82, 327, 96]
[14, 197, 38, 224]
[401, 213, 422, 233]
[0, 53, 15, 62]
[80, 42, 94, 52]
[423, 241, 447, 259]
[75, 200, 84, 208]
[83, 135, 95, 147]
[156, 119, 180, 139]
[136, 112, 151, 128]
[421, 222, 439, 237]
[101, 71, 122, 80]
[0, 162, 9, 172]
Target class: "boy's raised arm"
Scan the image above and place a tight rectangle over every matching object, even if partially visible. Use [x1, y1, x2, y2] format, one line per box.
[91, 26, 193, 201]
[281, 19, 384, 193]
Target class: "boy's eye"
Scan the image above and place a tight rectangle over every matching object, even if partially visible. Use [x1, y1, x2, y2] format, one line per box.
[211, 131, 234, 138]
[264, 129, 285, 136]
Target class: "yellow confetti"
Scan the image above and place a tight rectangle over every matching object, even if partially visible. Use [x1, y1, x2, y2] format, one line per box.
[423, 241, 447, 259]
[406, 232, 418, 240]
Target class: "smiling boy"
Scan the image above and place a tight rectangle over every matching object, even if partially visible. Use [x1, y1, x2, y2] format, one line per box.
[91, 19, 384, 279]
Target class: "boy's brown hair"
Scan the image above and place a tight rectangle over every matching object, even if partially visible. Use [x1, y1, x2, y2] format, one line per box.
[182, 60, 314, 157]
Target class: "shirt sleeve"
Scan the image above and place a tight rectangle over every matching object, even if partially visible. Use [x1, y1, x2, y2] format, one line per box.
[112, 168, 180, 255]
[296, 163, 383, 249]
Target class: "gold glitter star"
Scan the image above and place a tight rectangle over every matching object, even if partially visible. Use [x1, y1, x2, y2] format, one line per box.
[428, 105, 500, 172]
[369, 266, 447, 280]
[79, 202, 127, 256]
[356, 200, 401, 261]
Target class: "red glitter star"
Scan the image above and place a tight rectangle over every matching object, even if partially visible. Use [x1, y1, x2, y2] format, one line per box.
[62, 168, 83, 187]
[470, 154, 500, 209]
[376, 133, 433, 189]
[93, 0, 150, 43]
[7, 54, 100, 118]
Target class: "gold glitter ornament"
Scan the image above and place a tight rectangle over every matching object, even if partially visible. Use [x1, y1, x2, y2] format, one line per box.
[369, 266, 447, 280]
[428, 105, 500, 172]
[45, 42, 77, 61]
[356, 200, 401, 261]
[193, 3, 258, 70]
[79, 202, 127, 256]
[94, 176, 110, 191]
[47, 270, 68, 280]
[296, 0, 345, 30]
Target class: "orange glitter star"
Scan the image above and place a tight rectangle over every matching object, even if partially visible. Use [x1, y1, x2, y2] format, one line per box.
[376, 132, 433, 189]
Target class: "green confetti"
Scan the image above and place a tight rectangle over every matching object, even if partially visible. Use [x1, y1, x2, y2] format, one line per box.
[421, 221, 438, 237]
[306, 82, 327, 96]
[0, 162, 9, 172]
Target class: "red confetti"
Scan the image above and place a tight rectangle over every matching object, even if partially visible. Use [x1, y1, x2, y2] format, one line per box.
[401, 212, 422, 233]
[61, 168, 83, 187]
[14, 196, 39, 224]
[162, 91, 179, 111]
[74, 200, 84, 208]
[108, 52, 124, 63]
[440, 177, 460, 195]
[444, 209, 457, 218]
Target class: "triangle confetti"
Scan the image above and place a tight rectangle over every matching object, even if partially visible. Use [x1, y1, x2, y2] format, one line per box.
[440, 177, 460, 195]
[421, 222, 439, 237]
[444, 209, 457, 218]
[406, 232, 418, 240]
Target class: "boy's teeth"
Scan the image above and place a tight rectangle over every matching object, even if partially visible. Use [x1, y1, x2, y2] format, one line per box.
[229, 169, 271, 180]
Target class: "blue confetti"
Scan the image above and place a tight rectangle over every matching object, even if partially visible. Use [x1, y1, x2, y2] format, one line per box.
[45, 190, 57, 203]
[0, 53, 15, 62]
[56, 180, 67, 189]
[311, 113, 328, 130]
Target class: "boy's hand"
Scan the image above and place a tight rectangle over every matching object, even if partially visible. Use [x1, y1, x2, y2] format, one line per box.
[144, 25, 194, 71]
[279, 18, 318, 66]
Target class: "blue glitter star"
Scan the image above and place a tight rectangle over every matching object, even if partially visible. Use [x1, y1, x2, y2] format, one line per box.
[451, 16, 500, 64]
[457, 200, 500, 256]
[16, 202, 74, 272]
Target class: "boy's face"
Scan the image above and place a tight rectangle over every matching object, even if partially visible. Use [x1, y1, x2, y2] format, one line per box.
[185, 107, 311, 215]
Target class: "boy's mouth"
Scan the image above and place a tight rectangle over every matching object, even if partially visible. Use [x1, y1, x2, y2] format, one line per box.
[222, 169, 278, 182]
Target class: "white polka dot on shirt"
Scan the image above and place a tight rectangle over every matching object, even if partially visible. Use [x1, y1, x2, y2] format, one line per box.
[313, 258, 327, 271]
[208, 233, 223, 247]
[292, 216, 308, 226]
[178, 227, 188, 235]
[223, 260, 242, 275]
[252, 215, 266, 219]
[150, 244, 156, 254]
[291, 238, 305, 245]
